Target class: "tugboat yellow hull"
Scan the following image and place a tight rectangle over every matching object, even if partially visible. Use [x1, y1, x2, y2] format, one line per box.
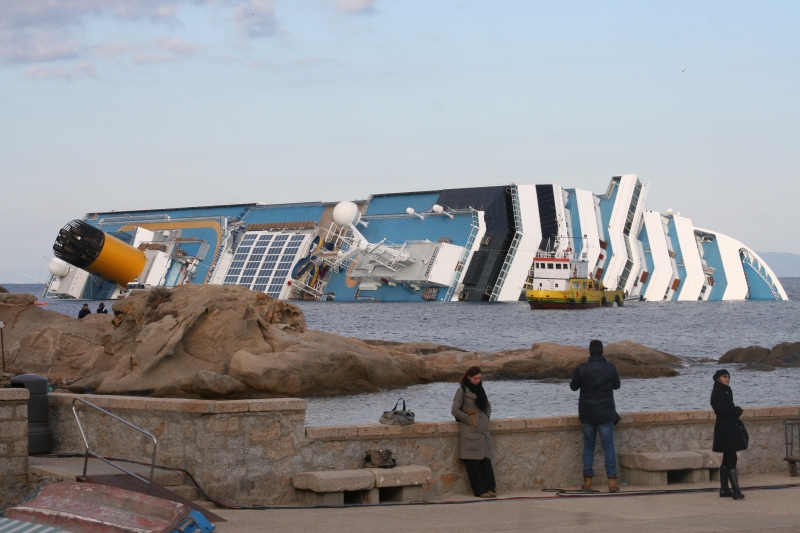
[525, 288, 625, 310]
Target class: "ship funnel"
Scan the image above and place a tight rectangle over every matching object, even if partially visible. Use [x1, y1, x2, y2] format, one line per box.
[53, 220, 147, 287]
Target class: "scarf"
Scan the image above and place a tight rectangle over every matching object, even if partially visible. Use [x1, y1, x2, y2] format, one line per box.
[464, 380, 489, 411]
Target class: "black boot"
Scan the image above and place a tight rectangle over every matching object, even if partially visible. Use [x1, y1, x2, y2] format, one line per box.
[728, 468, 745, 500]
[719, 466, 733, 497]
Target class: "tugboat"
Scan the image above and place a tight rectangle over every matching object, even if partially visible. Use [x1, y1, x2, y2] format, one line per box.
[525, 250, 625, 309]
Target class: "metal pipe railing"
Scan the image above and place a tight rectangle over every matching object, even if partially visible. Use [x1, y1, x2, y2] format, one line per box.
[72, 397, 158, 494]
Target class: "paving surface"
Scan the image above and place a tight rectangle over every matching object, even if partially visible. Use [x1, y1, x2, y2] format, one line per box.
[211, 473, 800, 533]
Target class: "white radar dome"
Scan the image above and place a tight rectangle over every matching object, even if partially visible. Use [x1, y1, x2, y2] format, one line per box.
[48, 257, 71, 278]
[432, 204, 443, 214]
[332, 201, 361, 227]
[666, 208, 673, 215]
[405, 207, 415, 215]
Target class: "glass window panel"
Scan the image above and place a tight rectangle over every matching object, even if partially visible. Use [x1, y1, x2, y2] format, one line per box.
[253, 284, 267, 291]
[257, 235, 272, 243]
[224, 276, 238, 284]
[238, 247, 251, 254]
[290, 235, 305, 242]
[246, 261, 262, 269]
[233, 254, 248, 261]
[227, 269, 242, 276]
[253, 246, 267, 254]
[243, 268, 258, 276]
[240, 277, 254, 285]
[242, 235, 257, 243]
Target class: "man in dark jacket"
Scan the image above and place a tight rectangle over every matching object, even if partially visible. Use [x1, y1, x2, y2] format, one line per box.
[570, 339, 621, 492]
[78, 304, 91, 319]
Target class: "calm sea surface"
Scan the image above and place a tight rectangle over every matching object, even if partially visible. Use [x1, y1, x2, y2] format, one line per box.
[5, 280, 800, 426]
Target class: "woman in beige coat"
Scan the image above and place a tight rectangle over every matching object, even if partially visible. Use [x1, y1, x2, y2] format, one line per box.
[451, 366, 496, 498]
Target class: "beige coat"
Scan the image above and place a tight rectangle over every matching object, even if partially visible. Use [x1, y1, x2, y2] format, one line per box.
[451, 385, 494, 460]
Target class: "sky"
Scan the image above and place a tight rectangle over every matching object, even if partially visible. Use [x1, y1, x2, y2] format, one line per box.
[1, 0, 799, 283]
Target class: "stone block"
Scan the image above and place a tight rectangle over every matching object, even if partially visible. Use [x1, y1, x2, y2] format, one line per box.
[490, 419, 526, 432]
[620, 468, 667, 487]
[0, 420, 27, 439]
[695, 450, 722, 468]
[305, 426, 358, 440]
[411, 422, 437, 435]
[362, 487, 380, 505]
[619, 451, 703, 471]
[293, 470, 375, 492]
[0, 405, 13, 420]
[0, 389, 29, 401]
[209, 401, 250, 414]
[0, 442, 7, 455]
[364, 465, 432, 488]
[0, 457, 28, 476]
[296, 489, 343, 506]
[379, 485, 424, 502]
[205, 416, 240, 433]
[15, 405, 28, 420]
[249, 421, 281, 443]
[181, 400, 214, 413]
[247, 399, 307, 413]
[435, 422, 460, 436]
[357, 424, 403, 437]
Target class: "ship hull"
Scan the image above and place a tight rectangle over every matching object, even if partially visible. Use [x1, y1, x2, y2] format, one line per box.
[528, 300, 600, 310]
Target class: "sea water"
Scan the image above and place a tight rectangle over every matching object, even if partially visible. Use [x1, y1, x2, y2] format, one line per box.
[5, 281, 800, 425]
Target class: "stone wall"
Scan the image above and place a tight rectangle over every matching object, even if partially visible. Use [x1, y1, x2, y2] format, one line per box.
[0, 388, 30, 509]
[47, 393, 799, 504]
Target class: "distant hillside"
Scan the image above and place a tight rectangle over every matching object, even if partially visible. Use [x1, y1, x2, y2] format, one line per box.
[756, 252, 800, 277]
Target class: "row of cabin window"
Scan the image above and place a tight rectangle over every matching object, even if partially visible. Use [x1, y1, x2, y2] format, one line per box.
[535, 281, 593, 289]
[534, 262, 573, 270]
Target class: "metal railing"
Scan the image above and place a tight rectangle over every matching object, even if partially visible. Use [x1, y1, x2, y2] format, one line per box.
[443, 209, 481, 302]
[72, 397, 158, 495]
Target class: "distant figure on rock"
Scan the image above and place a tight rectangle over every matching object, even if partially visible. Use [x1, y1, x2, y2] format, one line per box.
[451, 366, 496, 498]
[711, 369, 748, 500]
[570, 339, 621, 493]
[97, 302, 108, 314]
[78, 303, 91, 319]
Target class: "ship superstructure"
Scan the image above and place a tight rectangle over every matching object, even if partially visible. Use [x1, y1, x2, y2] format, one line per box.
[44, 175, 788, 302]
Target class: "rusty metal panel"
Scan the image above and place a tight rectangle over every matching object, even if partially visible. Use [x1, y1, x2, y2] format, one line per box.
[4, 482, 190, 533]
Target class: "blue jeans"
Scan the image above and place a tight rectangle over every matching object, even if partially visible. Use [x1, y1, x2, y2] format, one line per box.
[582, 422, 617, 477]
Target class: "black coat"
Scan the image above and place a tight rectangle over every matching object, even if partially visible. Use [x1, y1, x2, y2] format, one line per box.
[570, 355, 621, 424]
[711, 381, 748, 453]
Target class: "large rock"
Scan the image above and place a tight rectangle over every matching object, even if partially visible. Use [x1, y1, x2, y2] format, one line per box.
[719, 342, 800, 368]
[0, 287, 682, 399]
[719, 346, 771, 364]
[421, 339, 681, 380]
[0, 286, 432, 398]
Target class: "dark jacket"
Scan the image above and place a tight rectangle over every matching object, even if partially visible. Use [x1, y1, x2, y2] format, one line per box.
[78, 308, 91, 319]
[570, 354, 621, 425]
[711, 381, 748, 453]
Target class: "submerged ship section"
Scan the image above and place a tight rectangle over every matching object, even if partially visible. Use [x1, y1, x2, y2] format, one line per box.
[44, 175, 788, 302]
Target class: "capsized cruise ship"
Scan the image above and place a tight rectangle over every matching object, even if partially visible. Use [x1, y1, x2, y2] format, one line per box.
[45, 175, 788, 302]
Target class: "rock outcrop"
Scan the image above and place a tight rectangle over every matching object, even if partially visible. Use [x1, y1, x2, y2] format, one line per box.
[418, 340, 681, 381]
[1, 286, 683, 399]
[719, 342, 800, 369]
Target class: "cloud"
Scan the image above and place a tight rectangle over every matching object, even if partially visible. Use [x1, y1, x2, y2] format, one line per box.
[0, 0, 194, 65]
[25, 61, 97, 81]
[335, 0, 377, 15]
[233, 1, 278, 38]
[155, 37, 202, 56]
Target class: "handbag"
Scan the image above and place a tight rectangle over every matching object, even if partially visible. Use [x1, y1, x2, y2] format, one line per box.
[362, 448, 397, 469]
[379, 398, 415, 426]
[735, 419, 750, 449]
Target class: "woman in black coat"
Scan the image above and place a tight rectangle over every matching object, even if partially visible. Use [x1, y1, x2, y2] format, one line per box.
[711, 369, 748, 500]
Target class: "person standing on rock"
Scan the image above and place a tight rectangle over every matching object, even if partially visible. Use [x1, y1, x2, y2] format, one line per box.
[96, 302, 108, 314]
[78, 303, 91, 319]
[452, 366, 496, 498]
[711, 369, 748, 500]
[570, 339, 621, 492]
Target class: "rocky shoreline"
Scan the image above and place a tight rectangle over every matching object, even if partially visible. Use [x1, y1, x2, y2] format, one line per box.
[2, 285, 686, 398]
